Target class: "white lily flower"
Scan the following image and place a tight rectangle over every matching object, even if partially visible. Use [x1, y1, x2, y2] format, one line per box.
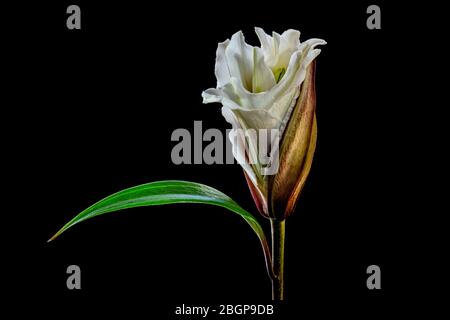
[202, 27, 326, 219]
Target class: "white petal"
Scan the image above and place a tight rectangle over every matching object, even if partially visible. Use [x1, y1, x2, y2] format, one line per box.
[215, 39, 231, 88]
[252, 47, 276, 93]
[255, 27, 276, 68]
[221, 107, 258, 186]
[235, 108, 281, 131]
[202, 88, 241, 109]
[225, 31, 254, 92]
[301, 38, 327, 48]
[280, 29, 301, 50]
[202, 88, 222, 104]
[268, 86, 299, 134]
[277, 29, 301, 69]
[255, 27, 271, 53]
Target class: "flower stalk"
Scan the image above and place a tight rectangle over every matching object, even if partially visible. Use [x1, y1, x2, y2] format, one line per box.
[271, 219, 286, 300]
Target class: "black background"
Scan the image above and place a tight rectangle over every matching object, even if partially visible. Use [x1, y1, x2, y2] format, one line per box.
[6, 0, 437, 318]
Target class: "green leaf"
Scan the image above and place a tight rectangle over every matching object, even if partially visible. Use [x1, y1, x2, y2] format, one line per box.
[48, 180, 273, 277]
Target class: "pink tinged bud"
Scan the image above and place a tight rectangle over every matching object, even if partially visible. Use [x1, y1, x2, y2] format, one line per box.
[244, 61, 318, 221]
[269, 61, 318, 220]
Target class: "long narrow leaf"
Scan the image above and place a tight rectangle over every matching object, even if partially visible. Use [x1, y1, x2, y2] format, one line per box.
[48, 180, 273, 278]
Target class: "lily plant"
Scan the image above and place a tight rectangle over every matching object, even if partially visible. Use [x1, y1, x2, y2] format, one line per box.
[48, 27, 325, 300]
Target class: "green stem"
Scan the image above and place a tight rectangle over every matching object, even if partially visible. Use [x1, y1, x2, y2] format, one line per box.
[270, 219, 285, 300]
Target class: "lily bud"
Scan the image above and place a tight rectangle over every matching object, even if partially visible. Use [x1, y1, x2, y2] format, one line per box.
[243, 62, 317, 220]
[269, 61, 317, 220]
[202, 28, 325, 220]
